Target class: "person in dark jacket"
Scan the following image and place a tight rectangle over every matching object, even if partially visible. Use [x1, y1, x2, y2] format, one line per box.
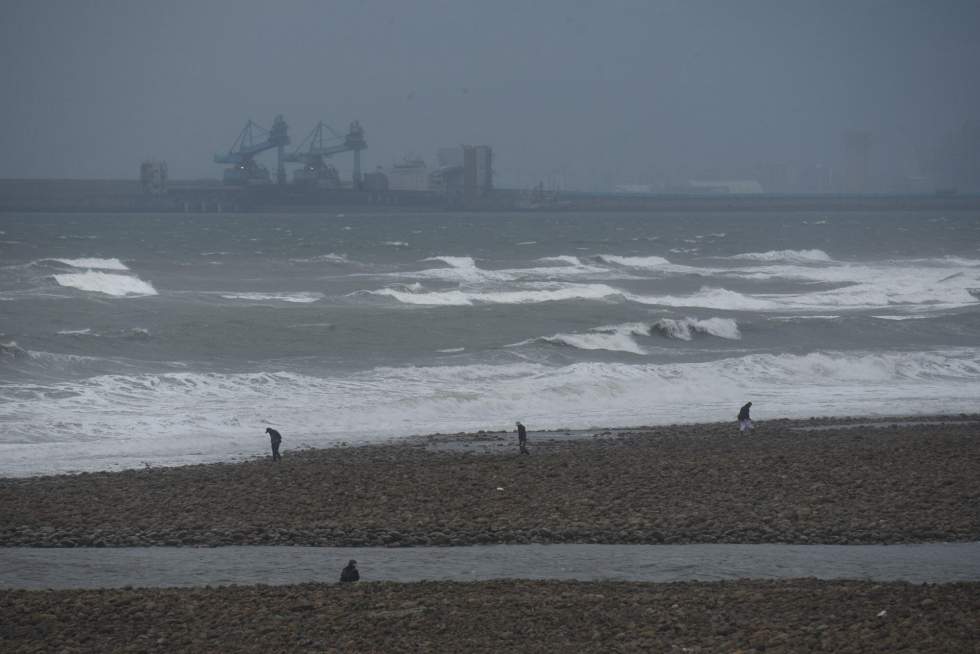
[516, 421, 529, 455]
[340, 559, 359, 582]
[737, 402, 753, 433]
[265, 427, 282, 461]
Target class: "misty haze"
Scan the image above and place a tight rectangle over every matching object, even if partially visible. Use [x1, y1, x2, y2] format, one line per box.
[1, 0, 979, 193]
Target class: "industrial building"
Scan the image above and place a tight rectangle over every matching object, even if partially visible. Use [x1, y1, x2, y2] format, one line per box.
[387, 145, 493, 199]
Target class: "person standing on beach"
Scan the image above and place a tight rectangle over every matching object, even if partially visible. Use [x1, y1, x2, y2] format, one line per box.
[516, 421, 529, 455]
[265, 427, 282, 461]
[738, 402, 753, 433]
[340, 559, 360, 582]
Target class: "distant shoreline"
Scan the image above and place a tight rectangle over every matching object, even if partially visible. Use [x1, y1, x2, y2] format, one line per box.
[2, 178, 980, 213]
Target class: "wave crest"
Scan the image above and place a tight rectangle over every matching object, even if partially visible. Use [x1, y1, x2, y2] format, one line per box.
[539, 323, 651, 355]
[731, 249, 832, 263]
[652, 317, 741, 341]
[362, 283, 623, 306]
[595, 254, 672, 269]
[219, 292, 322, 303]
[46, 257, 130, 270]
[52, 271, 157, 297]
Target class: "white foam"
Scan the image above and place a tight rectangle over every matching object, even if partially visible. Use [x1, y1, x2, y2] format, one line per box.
[220, 292, 322, 303]
[538, 255, 582, 266]
[57, 329, 93, 335]
[383, 241, 409, 247]
[417, 256, 503, 283]
[730, 249, 832, 264]
[48, 258, 129, 270]
[363, 282, 623, 306]
[292, 253, 352, 264]
[52, 271, 157, 297]
[3, 348, 980, 475]
[537, 323, 651, 355]
[653, 317, 741, 341]
[629, 287, 778, 311]
[437, 347, 465, 353]
[937, 256, 980, 267]
[596, 254, 672, 268]
[632, 254, 980, 312]
[404, 255, 610, 284]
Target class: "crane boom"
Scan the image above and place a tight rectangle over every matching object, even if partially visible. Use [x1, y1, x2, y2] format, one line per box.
[283, 120, 367, 188]
[214, 115, 290, 185]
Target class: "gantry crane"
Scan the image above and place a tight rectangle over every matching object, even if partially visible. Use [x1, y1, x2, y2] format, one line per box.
[284, 120, 367, 188]
[214, 115, 290, 185]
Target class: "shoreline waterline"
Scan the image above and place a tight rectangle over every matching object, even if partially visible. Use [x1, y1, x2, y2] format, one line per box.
[3, 542, 980, 590]
[2, 412, 978, 480]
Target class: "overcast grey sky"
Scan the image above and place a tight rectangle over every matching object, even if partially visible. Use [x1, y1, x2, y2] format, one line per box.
[2, 0, 978, 188]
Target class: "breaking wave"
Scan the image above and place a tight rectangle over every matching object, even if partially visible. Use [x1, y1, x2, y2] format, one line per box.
[219, 292, 323, 303]
[4, 348, 980, 474]
[629, 287, 778, 311]
[361, 283, 623, 306]
[291, 253, 353, 264]
[652, 317, 741, 341]
[46, 257, 130, 270]
[536, 323, 652, 355]
[521, 318, 740, 353]
[405, 255, 610, 284]
[730, 249, 832, 264]
[52, 271, 157, 297]
[595, 254, 672, 269]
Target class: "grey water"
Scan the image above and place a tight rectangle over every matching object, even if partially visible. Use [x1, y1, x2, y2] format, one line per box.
[2, 543, 978, 590]
[2, 210, 980, 476]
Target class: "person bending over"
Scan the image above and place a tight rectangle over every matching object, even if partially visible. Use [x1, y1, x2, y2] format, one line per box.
[265, 427, 282, 461]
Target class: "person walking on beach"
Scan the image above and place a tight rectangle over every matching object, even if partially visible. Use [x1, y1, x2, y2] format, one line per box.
[516, 421, 529, 455]
[738, 402, 753, 433]
[340, 559, 360, 583]
[265, 427, 282, 461]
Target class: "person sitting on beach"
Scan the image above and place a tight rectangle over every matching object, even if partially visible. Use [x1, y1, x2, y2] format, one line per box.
[516, 421, 529, 455]
[265, 427, 282, 461]
[738, 402, 753, 433]
[340, 559, 360, 583]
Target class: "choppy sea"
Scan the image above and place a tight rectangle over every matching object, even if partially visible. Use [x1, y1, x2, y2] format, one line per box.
[1, 210, 978, 476]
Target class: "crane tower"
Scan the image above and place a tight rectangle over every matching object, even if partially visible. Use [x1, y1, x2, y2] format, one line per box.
[284, 120, 367, 188]
[214, 115, 290, 185]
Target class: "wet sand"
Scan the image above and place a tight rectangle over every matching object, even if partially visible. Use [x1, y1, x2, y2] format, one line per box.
[4, 543, 980, 590]
[1, 416, 978, 547]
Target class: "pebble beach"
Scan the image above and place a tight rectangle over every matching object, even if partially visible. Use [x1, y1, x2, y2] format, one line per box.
[2, 416, 979, 652]
[2, 417, 978, 548]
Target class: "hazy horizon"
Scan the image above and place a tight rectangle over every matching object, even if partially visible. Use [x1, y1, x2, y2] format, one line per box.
[3, 0, 979, 191]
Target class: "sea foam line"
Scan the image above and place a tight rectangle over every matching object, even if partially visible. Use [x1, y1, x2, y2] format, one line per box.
[46, 257, 130, 271]
[3, 348, 980, 475]
[219, 292, 322, 303]
[360, 283, 624, 306]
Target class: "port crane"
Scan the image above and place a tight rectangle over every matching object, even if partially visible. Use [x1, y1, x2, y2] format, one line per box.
[214, 115, 290, 185]
[284, 121, 367, 188]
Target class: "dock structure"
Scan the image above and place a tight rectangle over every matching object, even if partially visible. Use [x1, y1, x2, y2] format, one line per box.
[1, 178, 979, 213]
